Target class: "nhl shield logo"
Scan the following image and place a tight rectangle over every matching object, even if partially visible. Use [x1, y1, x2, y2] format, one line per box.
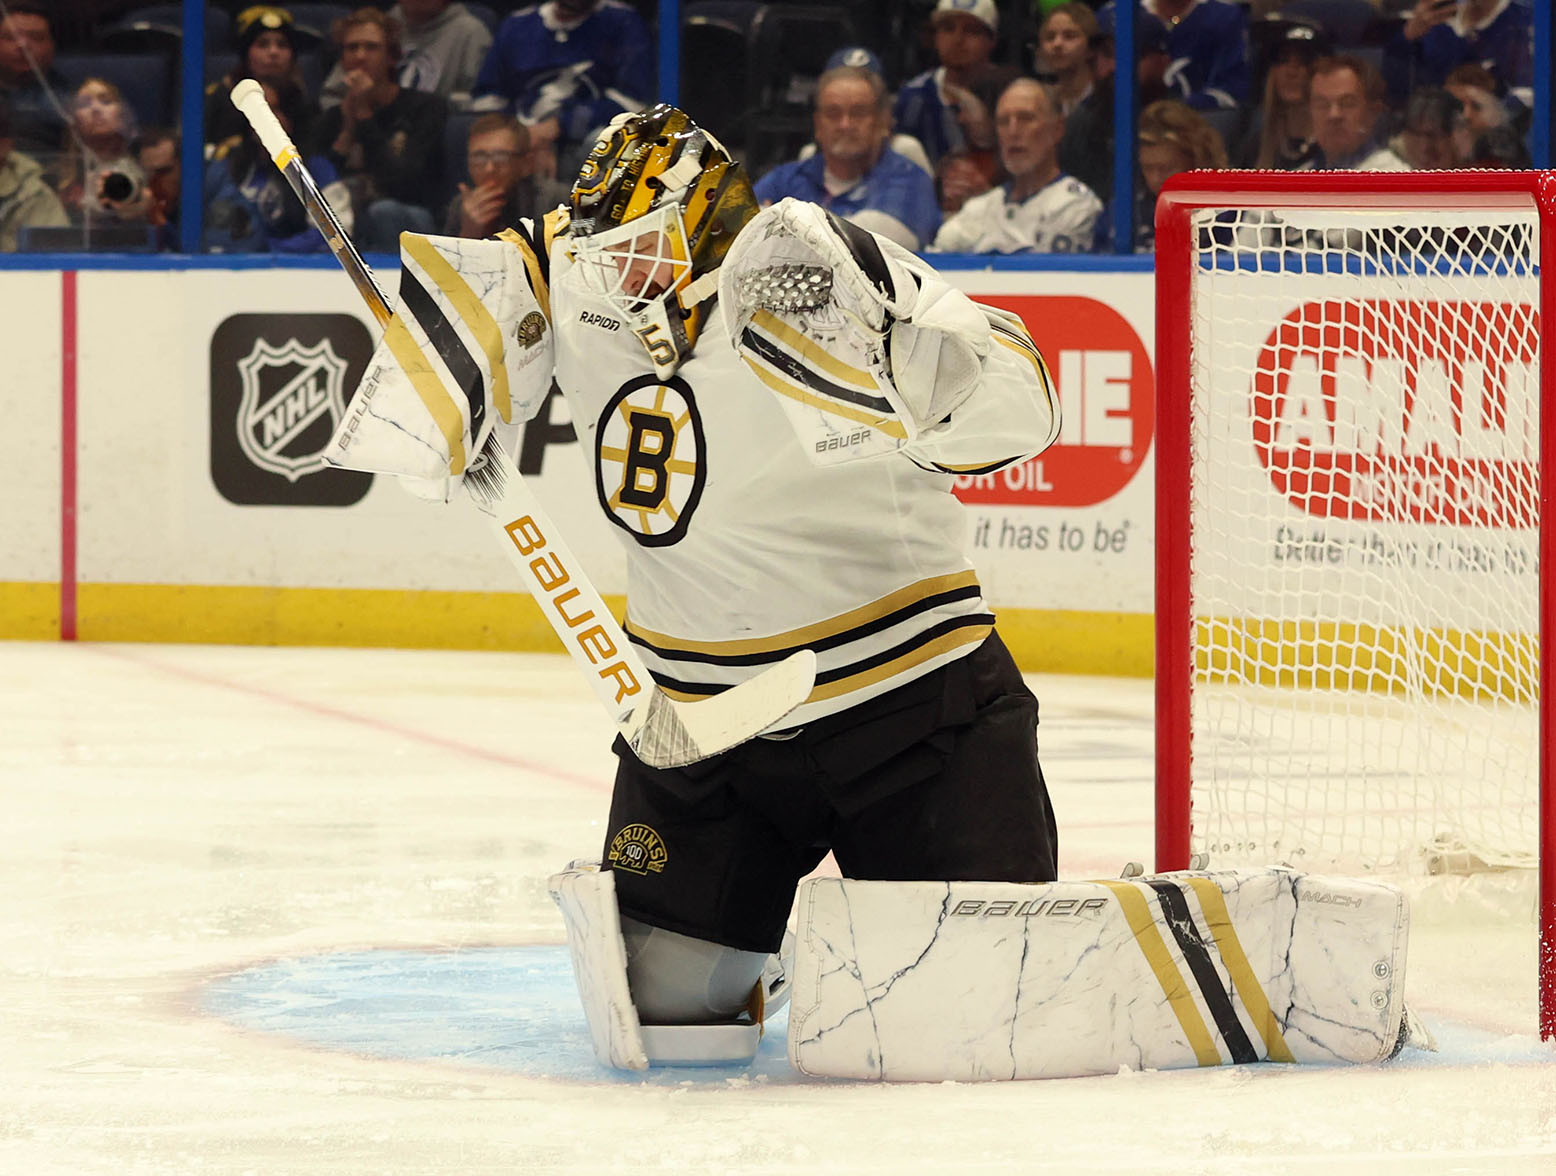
[235, 337, 350, 482]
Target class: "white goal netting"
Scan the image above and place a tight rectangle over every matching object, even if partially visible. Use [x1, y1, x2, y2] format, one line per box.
[1185, 203, 1542, 876]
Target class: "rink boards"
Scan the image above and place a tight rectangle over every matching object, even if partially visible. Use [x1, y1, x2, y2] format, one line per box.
[0, 263, 1157, 676]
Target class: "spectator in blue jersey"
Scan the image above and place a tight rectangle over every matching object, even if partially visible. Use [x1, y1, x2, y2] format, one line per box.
[471, 0, 653, 181]
[754, 65, 942, 252]
[1096, 0, 1249, 112]
[892, 0, 1018, 171]
[1383, 0, 1533, 114]
[816, 47, 933, 176]
[132, 126, 268, 253]
[220, 81, 354, 253]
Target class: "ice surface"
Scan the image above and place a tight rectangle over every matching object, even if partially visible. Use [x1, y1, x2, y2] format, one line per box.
[2, 642, 1552, 1174]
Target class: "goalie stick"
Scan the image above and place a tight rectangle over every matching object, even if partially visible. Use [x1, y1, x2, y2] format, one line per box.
[230, 79, 816, 768]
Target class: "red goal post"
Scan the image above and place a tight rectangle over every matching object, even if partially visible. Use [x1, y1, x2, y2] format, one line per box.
[1152, 170, 1556, 1040]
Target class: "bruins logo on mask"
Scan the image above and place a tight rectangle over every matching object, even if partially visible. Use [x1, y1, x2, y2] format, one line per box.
[595, 373, 706, 547]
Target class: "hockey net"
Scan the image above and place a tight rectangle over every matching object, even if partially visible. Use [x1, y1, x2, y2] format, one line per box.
[1153, 171, 1555, 1039]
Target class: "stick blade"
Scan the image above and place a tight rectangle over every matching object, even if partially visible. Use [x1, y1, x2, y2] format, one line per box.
[623, 649, 817, 769]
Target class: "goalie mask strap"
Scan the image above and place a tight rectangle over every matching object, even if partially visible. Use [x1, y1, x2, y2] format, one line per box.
[679, 265, 721, 310]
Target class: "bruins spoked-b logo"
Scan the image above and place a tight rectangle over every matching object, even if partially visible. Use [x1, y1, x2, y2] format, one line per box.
[608, 823, 668, 875]
[595, 374, 707, 547]
[210, 314, 373, 506]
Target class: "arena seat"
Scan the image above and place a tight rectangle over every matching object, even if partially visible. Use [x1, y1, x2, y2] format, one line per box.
[1277, 0, 1390, 46]
[681, 2, 856, 176]
[286, 4, 352, 47]
[111, 4, 231, 50]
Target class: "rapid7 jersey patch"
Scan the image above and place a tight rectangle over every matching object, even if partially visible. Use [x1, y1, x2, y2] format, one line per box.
[595, 374, 707, 546]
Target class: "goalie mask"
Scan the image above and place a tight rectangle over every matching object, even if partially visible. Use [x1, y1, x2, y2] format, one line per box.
[569, 104, 758, 377]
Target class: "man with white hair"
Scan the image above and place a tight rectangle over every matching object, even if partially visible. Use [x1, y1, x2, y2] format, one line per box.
[931, 78, 1101, 254]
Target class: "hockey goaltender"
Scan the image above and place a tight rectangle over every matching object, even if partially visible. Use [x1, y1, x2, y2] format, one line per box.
[315, 104, 1433, 1081]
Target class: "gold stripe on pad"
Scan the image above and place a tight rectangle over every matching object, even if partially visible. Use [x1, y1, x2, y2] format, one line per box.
[1183, 878, 1296, 1063]
[383, 313, 467, 476]
[751, 310, 880, 389]
[497, 227, 551, 322]
[402, 235, 513, 425]
[742, 357, 907, 439]
[1097, 881, 1222, 1067]
[626, 570, 980, 656]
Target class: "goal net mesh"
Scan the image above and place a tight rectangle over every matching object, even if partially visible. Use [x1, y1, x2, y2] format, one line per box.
[1185, 204, 1541, 875]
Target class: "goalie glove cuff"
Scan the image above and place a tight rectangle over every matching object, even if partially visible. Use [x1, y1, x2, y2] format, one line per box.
[886, 273, 993, 428]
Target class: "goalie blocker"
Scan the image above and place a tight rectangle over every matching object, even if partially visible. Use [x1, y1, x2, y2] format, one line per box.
[789, 868, 1429, 1081]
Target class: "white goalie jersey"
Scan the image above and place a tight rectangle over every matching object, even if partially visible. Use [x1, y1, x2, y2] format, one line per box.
[332, 210, 1059, 729]
[547, 229, 1057, 727]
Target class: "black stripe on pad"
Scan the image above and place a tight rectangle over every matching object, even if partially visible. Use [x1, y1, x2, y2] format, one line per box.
[1145, 879, 1260, 1065]
[399, 268, 486, 441]
[822, 209, 896, 302]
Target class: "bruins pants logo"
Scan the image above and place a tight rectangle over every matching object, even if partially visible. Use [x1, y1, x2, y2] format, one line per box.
[608, 823, 668, 875]
[595, 374, 706, 547]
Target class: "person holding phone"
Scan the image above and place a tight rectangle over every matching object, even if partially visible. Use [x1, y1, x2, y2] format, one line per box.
[1384, 0, 1533, 111]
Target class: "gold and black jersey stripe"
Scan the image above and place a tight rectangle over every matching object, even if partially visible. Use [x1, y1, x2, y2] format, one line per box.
[625, 570, 992, 704]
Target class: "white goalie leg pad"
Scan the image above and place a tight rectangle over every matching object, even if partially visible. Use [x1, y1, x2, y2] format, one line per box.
[787, 868, 1413, 1082]
[549, 864, 791, 1070]
[547, 863, 649, 1071]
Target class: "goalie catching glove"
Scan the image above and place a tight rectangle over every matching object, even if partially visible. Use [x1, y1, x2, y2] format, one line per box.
[721, 198, 993, 465]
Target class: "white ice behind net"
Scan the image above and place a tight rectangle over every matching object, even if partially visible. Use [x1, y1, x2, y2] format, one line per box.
[1187, 204, 1541, 875]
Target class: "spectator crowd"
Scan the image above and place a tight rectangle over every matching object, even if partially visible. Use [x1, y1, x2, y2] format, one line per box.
[0, 0, 1542, 255]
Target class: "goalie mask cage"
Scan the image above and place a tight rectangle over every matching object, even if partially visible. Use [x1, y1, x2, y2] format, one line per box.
[1153, 170, 1556, 1040]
